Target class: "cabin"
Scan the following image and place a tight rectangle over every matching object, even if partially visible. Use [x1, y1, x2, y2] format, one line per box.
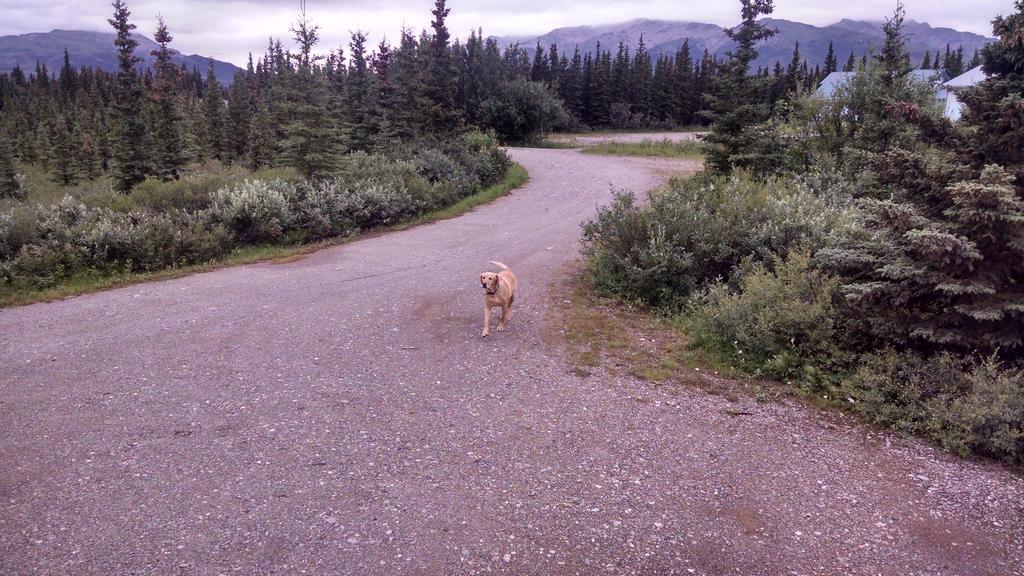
[942, 66, 988, 121]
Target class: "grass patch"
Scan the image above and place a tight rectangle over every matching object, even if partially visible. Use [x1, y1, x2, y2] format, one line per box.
[529, 139, 580, 149]
[554, 271, 692, 386]
[0, 163, 528, 307]
[580, 138, 703, 159]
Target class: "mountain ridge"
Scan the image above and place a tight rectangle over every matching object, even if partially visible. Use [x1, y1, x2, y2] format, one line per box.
[494, 17, 994, 69]
[0, 29, 241, 83]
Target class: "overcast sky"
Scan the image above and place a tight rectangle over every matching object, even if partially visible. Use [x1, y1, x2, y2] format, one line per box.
[0, 0, 1015, 65]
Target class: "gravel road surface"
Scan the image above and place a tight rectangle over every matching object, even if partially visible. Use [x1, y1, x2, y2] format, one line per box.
[2, 147, 1022, 575]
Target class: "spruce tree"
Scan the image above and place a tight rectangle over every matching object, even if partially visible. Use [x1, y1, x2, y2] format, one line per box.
[50, 114, 81, 186]
[247, 98, 275, 170]
[392, 28, 429, 138]
[844, 50, 856, 72]
[0, 130, 18, 198]
[201, 60, 225, 161]
[424, 0, 462, 133]
[701, 0, 778, 175]
[343, 31, 376, 152]
[278, 6, 339, 177]
[150, 16, 187, 180]
[824, 41, 838, 74]
[108, 0, 150, 192]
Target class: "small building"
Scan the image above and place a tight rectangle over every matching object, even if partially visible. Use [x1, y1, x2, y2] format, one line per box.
[942, 66, 988, 122]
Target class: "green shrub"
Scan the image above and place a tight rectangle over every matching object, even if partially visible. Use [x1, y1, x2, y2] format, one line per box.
[480, 78, 569, 145]
[686, 252, 843, 386]
[1, 138, 512, 293]
[843, 351, 1024, 464]
[212, 179, 294, 243]
[582, 172, 845, 307]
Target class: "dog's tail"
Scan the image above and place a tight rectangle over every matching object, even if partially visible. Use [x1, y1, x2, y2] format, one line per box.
[489, 260, 510, 271]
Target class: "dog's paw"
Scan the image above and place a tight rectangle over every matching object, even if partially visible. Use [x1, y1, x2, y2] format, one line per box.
[496, 324, 506, 332]
[481, 330, 489, 338]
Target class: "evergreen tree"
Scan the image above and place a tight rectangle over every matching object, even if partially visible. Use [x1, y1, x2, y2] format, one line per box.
[58, 49, 78, 103]
[424, 0, 461, 133]
[877, 1, 912, 83]
[921, 50, 932, 70]
[632, 35, 653, 116]
[844, 50, 856, 72]
[0, 130, 18, 198]
[701, 0, 778, 175]
[247, 98, 274, 170]
[824, 41, 838, 74]
[278, 6, 338, 177]
[344, 30, 376, 152]
[785, 41, 803, 93]
[392, 28, 428, 138]
[959, 0, 1024, 174]
[201, 60, 225, 160]
[150, 15, 187, 180]
[49, 114, 81, 186]
[225, 69, 252, 162]
[108, 0, 150, 192]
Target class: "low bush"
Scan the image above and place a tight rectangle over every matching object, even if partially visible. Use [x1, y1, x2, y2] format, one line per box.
[843, 351, 1024, 465]
[0, 137, 513, 294]
[581, 171, 845, 307]
[212, 179, 294, 243]
[686, 252, 844, 387]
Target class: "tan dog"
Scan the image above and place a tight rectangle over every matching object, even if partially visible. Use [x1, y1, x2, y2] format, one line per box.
[480, 260, 518, 337]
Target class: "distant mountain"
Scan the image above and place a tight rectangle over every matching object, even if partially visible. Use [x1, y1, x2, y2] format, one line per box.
[494, 18, 993, 70]
[0, 29, 242, 83]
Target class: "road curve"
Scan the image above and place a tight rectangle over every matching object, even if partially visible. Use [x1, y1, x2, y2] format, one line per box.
[1, 147, 1022, 575]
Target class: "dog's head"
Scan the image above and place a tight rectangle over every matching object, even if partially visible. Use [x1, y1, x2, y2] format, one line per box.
[480, 272, 499, 294]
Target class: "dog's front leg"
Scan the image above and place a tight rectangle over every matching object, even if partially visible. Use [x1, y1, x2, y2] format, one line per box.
[482, 303, 491, 337]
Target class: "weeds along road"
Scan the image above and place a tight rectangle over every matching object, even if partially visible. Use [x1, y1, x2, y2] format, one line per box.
[2, 146, 1022, 575]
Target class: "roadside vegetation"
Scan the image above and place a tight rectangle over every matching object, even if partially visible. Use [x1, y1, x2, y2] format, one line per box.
[580, 138, 703, 159]
[580, 0, 1024, 465]
[0, 1, 529, 304]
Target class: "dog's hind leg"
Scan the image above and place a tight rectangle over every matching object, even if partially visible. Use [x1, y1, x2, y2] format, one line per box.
[497, 305, 509, 331]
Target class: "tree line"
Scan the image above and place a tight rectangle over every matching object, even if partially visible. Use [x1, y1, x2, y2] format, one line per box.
[0, 0, 983, 196]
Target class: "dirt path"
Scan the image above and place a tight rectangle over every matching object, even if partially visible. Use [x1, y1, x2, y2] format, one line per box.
[1, 147, 1021, 575]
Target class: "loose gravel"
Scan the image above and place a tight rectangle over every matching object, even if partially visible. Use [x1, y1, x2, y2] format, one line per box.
[1, 147, 1021, 575]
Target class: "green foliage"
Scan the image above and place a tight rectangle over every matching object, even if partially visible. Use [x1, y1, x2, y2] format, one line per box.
[212, 179, 293, 243]
[581, 171, 844, 307]
[480, 79, 568, 144]
[108, 0, 151, 193]
[686, 252, 843, 386]
[580, 138, 703, 159]
[150, 16, 188, 180]
[1, 138, 510, 291]
[701, 0, 779, 176]
[843, 350, 1024, 465]
[0, 131, 21, 199]
[819, 163, 1024, 358]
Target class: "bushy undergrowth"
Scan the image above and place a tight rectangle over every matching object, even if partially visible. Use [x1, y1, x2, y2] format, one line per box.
[844, 351, 1024, 464]
[581, 171, 846, 307]
[582, 168, 1021, 465]
[0, 132, 511, 290]
[686, 252, 845, 388]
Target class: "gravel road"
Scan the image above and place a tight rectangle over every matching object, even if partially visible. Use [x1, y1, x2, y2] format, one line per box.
[2, 147, 1022, 575]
